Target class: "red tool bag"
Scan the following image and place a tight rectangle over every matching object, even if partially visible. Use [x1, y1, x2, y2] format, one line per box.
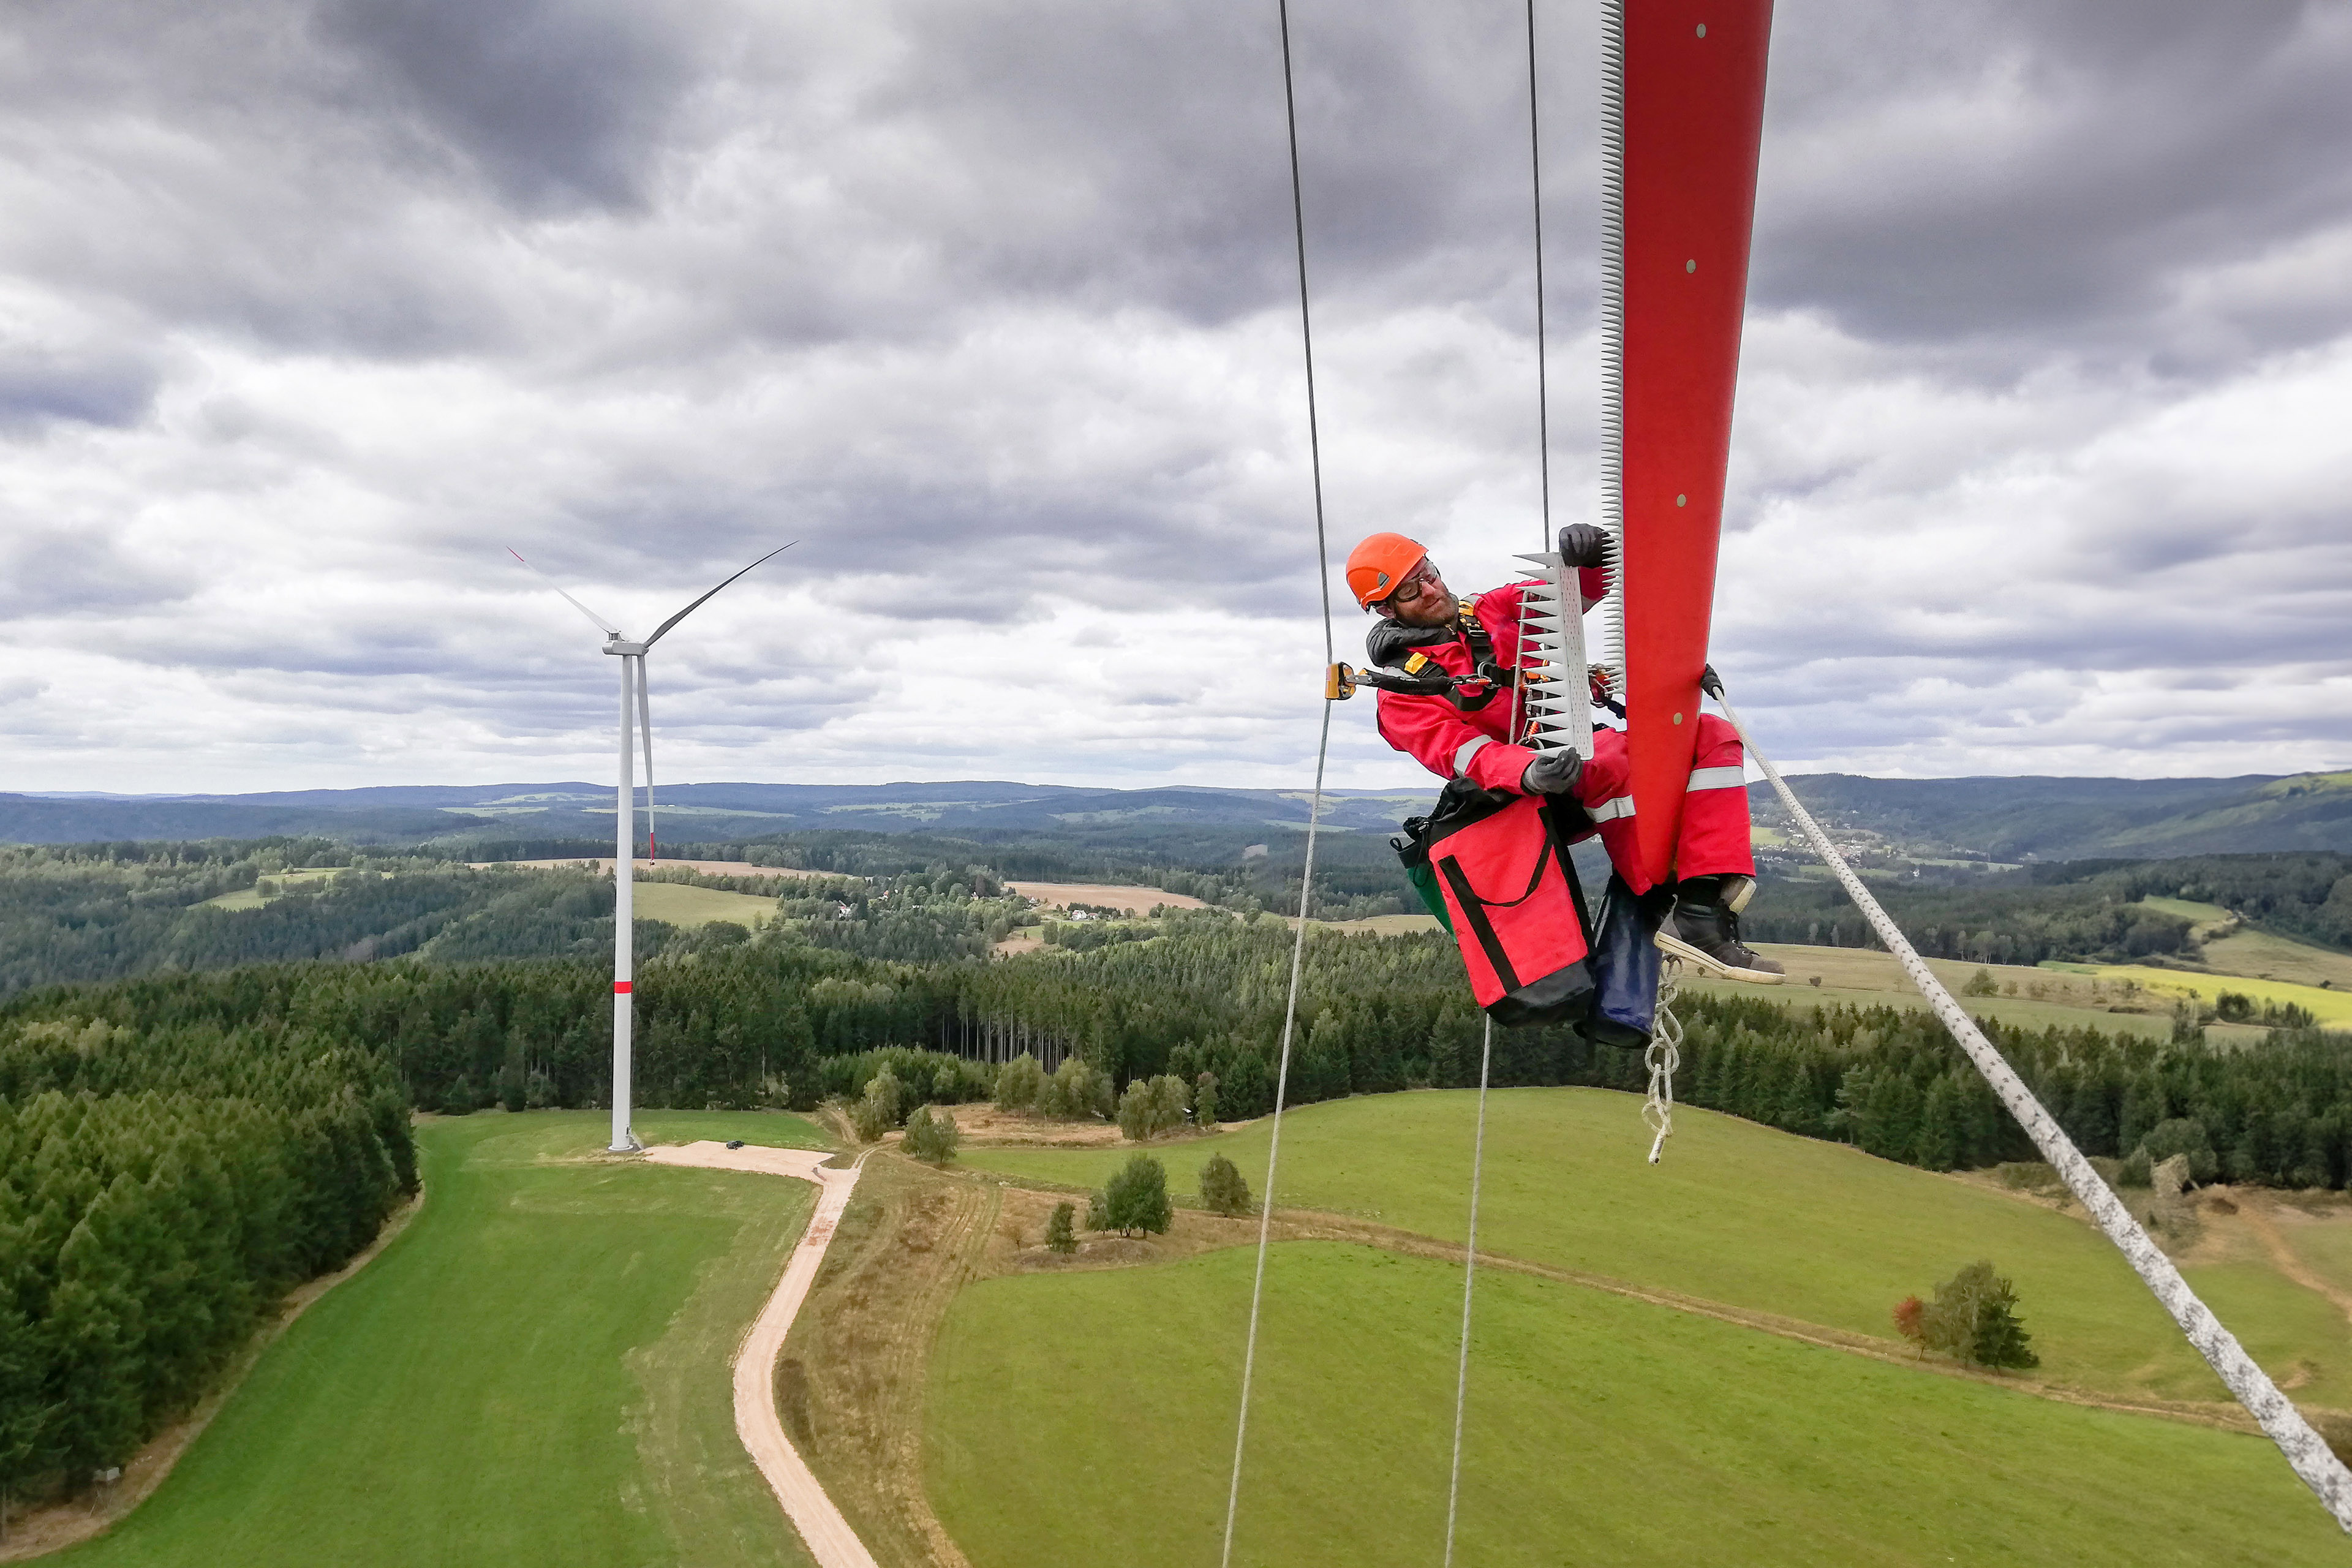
[1398, 782, 1594, 1027]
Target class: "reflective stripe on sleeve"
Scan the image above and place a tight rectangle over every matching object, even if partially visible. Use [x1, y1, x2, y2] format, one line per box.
[1588, 794, 1636, 823]
[1686, 766, 1748, 792]
[1453, 736, 1493, 776]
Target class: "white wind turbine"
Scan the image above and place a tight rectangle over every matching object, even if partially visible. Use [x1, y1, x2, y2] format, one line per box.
[510, 542, 794, 1152]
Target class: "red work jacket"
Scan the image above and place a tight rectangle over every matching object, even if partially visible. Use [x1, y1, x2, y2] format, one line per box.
[1372, 571, 1608, 794]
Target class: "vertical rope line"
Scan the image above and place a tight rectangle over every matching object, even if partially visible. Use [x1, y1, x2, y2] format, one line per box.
[1221, 2, 1337, 1560]
[1713, 688, 2352, 1533]
[1440, 1016, 1495, 1567]
[1441, 7, 1554, 1553]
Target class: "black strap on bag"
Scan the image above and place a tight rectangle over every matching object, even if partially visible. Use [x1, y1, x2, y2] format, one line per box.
[1434, 834, 1556, 992]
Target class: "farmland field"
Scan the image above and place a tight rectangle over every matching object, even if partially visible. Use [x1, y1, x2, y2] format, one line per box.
[959, 1090, 2352, 1407]
[630, 880, 781, 929]
[2087, 965, 2352, 1028]
[929, 1243, 2343, 1567]
[56, 1109, 829, 1568]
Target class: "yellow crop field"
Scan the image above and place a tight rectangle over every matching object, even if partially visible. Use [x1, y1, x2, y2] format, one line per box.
[2090, 965, 2352, 1028]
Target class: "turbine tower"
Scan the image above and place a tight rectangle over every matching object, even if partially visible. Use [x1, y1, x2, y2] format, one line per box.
[510, 543, 794, 1152]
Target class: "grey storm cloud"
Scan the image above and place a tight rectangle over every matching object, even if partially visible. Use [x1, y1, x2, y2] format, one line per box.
[1752, 0, 2352, 360]
[314, 0, 714, 211]
[1, 0, 2346, 791]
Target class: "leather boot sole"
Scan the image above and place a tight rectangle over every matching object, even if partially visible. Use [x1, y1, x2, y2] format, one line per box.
[1656, 929, 1785, 985]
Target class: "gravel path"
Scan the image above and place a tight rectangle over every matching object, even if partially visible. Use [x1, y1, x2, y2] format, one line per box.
[643, 1141, 879, 1568]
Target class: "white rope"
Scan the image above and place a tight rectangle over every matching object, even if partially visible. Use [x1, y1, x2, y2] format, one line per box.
[1439, 1016, 1495, 1567]
[1217, 704, 1329, 1568]
[1713, 688, 2352, 1532]
[1219, 0, 1336, 1559]
[1642, 954, 1683, 1163]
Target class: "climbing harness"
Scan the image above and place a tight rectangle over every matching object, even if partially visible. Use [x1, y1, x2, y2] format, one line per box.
[1707, 672, 2352, 1531]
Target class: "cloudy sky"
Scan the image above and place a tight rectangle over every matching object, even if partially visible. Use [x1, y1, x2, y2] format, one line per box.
[5, 0, 2348, 795]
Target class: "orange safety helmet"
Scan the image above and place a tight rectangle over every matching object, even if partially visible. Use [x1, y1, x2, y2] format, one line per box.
[1345, 532, 1428, 610]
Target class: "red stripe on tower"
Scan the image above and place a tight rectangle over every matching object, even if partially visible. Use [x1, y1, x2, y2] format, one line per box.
[614, 981, 633, 994]
[1619, 0, 1773, 886]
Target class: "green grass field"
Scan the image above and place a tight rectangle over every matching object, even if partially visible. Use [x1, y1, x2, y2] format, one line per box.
[2197, 925, 2352, 992]
[929, 1243, 2345, 1567]
[630, 881, 780, 929]
[60, 1109, 828, 1568]
[1718, 944, 2209, 1040]
[960, 1090, 2352, 1406]
[198, 867, 369, 910]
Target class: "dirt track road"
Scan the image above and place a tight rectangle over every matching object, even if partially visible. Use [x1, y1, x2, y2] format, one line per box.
[643, 1142, 879, 1568]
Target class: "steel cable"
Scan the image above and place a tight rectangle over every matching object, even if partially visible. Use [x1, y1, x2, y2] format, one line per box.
[1441, 8, 1558, 1556]
[1218, 0, 1337, 1559]
[1714, 686, 2352, 1533]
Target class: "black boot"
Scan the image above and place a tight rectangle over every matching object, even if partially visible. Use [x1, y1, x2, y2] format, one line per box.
[1660, 877, 1784, 984]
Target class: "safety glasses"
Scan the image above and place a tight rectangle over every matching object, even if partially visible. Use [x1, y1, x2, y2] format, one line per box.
[1383, 560, 1441, 607]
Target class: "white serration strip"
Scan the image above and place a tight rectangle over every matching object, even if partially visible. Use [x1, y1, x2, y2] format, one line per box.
[1597, 0, 1627, 694]
[1514, 551, 1590, 755]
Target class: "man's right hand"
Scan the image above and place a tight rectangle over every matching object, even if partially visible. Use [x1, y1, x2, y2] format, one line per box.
[1521, 747, 1583, 796]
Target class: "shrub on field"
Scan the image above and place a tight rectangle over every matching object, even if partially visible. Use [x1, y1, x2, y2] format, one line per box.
[1117, 1074, 1192, 1140]
[1036, 1058, 1112, 1121]
[440, 1077, 480, 1116]
[1892, 1294, 1926, 1355]
[1045, 1202, 1077, 1254]
[1199, 1153, 1250, 1217]
[1194, 1072, 1220, 1130]
[2139, 1117, 2218, 1186]
[1962, 968, 2000, 997]
[851, 1069, 904, 1140]
[1099, 1155, 1172, 1237]
[993, 1053, 1044, 1111]
[902, 1104, 959, 1164]
[1919, 1261, 2038, 1370]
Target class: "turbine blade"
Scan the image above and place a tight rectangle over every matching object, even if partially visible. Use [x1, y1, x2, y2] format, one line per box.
[636, 657, 657, 862]
[507, 547, 622, 636]
[644, 541, 797, 647]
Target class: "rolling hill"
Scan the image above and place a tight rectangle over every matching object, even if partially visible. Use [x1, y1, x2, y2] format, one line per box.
[7, 769, 2351, 860]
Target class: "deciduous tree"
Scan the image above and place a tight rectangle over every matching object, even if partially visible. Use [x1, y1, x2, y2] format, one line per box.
[901, 1104, 959, 1164]
[1100, 1155, 1172, 1237]
[1199, 1154, 1250, 1218]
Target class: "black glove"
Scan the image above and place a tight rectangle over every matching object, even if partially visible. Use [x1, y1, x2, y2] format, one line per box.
[1365, 619, 1454, 670]
[1700, 663, 1724, 699]
[1520, 747, 1583, 796]
[1557, 524, 1610, 569]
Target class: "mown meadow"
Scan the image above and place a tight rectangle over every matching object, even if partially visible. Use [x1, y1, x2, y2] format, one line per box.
[50, 1110, 827, 1568]
[931, 1243, 2343, 1567]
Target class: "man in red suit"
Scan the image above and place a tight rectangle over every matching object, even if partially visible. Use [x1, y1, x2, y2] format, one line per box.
[1348, 526, 1782, 982]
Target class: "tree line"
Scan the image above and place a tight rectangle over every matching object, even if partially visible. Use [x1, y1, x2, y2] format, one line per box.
[0, 1012, 413, 1518]
[17, 904, 2348, 1193]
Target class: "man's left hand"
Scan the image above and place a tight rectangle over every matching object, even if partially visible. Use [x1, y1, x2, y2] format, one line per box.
[1558, 525, 1610, 569]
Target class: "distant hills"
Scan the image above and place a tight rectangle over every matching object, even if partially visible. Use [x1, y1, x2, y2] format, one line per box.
[4, 769, 2348, 862]
[1762, 771, 2352, 862]
[0, 780, 1434, 848]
